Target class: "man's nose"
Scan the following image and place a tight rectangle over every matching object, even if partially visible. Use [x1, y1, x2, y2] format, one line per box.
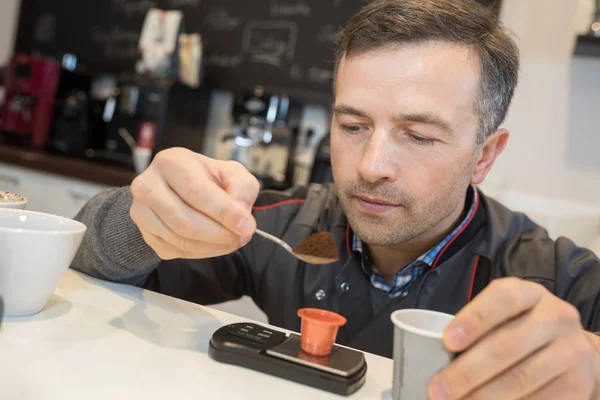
[357, 130, 396, 184]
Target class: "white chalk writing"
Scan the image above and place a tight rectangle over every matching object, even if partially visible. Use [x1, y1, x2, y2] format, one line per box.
[205, 53, 243, 68]
[34, 13, 56, 44]
[105, 43, 140, 59]
[91, 26, 140, 44]
[242, 21, 298, 67]
[289, 64, 304, 81]
[270, 0, 311, 17]
[112, 0, 156, 17]
[166, 0, 202, 7]
[308, 67, 333, 84]
[205, 7, 242, 31]
[317, 24, 340, 44]
[91, 27, 140, 60]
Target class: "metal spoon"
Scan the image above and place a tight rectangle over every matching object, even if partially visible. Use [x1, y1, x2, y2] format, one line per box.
[254, 229, 338, 265]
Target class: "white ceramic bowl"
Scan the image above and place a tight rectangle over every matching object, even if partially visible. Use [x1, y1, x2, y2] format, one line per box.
[0, 209, 86, 317]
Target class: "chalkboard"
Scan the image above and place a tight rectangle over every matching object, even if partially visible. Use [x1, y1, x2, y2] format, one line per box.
[15, 0, 502, 97]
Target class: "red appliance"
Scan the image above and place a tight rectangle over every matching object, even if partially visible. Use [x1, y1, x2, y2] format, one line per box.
[0, 54, 61, 148]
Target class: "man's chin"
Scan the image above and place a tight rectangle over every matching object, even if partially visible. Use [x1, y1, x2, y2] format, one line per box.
[354, 230, 401, 247]
[348, 217, 396, 246]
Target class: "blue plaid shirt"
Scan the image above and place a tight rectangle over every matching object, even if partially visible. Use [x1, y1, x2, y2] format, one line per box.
[353, 186, 478, 298]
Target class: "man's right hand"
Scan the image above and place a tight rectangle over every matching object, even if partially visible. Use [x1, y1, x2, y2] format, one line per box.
[129, 147, 260, 260]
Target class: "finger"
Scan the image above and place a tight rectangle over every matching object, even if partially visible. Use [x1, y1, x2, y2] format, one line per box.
[131, 171, 248, 245]
[140, 229, 180, 260]
[140, 226, 249, 260]
[451, 335, 583, 400]
[430, 306, 559, 399]
[130, 201, 247, 253]
[215, 160, 260, 209]
[131, 180, 245, 245]
[443, 278, 545, 352]
[521, 369, 594, 400]
[153, 150, 256, 236]
[432, 296, 583, 400]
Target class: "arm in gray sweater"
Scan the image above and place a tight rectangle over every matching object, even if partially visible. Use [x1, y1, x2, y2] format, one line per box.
[70, 183, 312, 308]
[70, 186, 161, 286]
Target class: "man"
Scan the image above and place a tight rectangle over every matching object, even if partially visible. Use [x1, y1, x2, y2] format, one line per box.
[72, 0, 600, 398]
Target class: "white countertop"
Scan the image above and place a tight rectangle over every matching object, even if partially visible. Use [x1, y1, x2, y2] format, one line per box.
[0, 270, 394, 399]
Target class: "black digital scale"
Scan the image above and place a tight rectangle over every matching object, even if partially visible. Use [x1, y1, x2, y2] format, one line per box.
[208, 322, 367, 396]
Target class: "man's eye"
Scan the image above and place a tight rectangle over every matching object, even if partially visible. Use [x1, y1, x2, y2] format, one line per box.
[342, 125, 364, 134]
[408, 133, 435, 146]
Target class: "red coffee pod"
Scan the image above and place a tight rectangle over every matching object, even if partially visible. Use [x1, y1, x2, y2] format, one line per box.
[297, 308, 347, 356]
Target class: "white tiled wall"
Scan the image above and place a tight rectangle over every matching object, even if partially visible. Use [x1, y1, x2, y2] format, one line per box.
[567, 56, 600, 174]
[490, 0, 600, 205]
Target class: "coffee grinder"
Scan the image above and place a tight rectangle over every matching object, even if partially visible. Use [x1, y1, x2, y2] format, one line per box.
[0, 54, 61, 148]
[220, 86, 301, 190]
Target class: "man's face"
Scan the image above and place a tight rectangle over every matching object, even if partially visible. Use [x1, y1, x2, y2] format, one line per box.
[331, 42, 481, 246]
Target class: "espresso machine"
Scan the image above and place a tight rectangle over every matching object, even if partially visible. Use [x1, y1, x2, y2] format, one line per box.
[94, 75, 211, 168]
[220, 86, 301, 190]
[0, 54, 61, 148]
[46, 54, 94, 156]
[86, 8, 209, 169]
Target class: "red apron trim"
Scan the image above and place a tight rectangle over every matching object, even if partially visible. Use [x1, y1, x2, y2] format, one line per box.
[345, 223, 351, 255]
[252, 199, 305, 211]
[432, 190, 480, 270]
[467, 255, 481, 303]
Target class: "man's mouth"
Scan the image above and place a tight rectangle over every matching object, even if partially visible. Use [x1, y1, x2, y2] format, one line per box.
[353, 195, 399, 214]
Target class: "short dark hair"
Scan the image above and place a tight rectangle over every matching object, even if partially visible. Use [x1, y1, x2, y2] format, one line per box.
[335, 0, 520, 145]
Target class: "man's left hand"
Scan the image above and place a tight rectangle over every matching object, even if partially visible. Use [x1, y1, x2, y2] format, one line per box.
[427, 277, 600, 400]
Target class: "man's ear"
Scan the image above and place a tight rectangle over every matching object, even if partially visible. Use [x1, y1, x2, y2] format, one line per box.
[471, 129, 510, 185]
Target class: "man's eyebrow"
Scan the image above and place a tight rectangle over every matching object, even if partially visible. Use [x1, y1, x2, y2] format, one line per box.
[333, 105, 371, 119]
[333, 105, 454, 135]
[396, 112, 453, 135]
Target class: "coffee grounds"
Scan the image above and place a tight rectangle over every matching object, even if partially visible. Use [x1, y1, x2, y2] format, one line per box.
[0, 191, 23, 202]
[293, 231, 339, 260]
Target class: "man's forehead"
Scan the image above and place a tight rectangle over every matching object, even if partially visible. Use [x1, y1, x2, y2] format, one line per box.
[336, 42, 480, 88]
[333, 43, 481, 137]
[335, 43, 480, 109]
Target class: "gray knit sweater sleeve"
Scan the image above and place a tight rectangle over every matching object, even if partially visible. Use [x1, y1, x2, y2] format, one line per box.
[70, 186, 161, 286]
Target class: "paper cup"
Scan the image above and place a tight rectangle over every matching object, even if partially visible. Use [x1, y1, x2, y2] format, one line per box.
[391, 309, 455, 400]
[0, 191, 27, 210]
